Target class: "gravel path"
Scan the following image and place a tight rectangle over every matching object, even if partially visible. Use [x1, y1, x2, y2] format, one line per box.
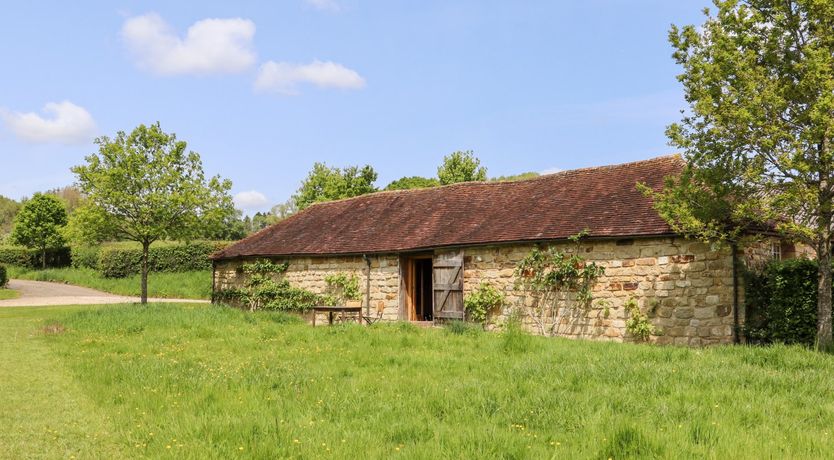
[0, 279, 207, 307]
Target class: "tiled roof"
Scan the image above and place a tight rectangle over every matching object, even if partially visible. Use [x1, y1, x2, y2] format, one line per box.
[213, 155, 682, 259]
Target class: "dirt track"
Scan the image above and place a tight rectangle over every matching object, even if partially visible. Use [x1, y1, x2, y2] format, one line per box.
[0, 279, 207, 307]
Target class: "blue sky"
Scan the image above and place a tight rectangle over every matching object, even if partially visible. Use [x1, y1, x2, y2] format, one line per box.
[0, 0, 710, 213]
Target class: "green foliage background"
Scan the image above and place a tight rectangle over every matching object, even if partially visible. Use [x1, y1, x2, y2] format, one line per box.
[95, 241, 229, 278]
[745, 258, 828, 347]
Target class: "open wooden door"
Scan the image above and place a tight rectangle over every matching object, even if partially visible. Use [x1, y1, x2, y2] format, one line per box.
[432, 250, 464, 321]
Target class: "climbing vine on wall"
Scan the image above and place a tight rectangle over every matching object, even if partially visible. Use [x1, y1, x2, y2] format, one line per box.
[324, 273, 361, 303]
[513, 231, 604, 336]
[624, 298, 655, 341]
[464, 282, 506, 323]
[217, 259, 329, 312]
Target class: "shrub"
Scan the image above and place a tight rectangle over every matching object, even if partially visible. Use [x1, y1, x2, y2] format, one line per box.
[0, 246, 71, 269]
[218, 259, 327, 313]
[464, 282, 505, 322]
[624, 298, 655, 341]
[71, 246, 100, 270]
[0, 265, 7, 288]
[98, 241, 229, 278]
[745, 258, 824, 346]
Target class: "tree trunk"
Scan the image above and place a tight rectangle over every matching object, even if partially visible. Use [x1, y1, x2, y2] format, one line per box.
[41, 249, 46, 269]
[140, 241, 149, 305]
[817, 140, 834, 350]
[818, 231, 833, 350]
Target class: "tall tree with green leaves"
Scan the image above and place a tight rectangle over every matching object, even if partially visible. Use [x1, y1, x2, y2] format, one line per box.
[292, 162, 378, 210]
[646, 0, 834, 349]
[384, 176, 440, 191]
[437, 150, 487, 185]
[10, 193, 67, 268]
[71, 123, 234, 304]
[0, 195, 21, 239]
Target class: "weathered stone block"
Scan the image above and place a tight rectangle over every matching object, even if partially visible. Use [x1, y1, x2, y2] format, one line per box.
[694, 308, 714, 320]
[675, 308, 694, 319]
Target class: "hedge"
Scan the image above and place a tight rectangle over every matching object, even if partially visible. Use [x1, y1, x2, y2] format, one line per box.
[98, 241, 229, 278]
[71, 246, 100, 270]
[744, 258, 830, 347]
[0, 265, 7, 288]
[0, 246, 71, 269]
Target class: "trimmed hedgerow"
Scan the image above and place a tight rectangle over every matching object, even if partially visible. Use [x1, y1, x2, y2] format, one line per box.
[744, 258, 829, 347]
[71, 246, 100, 270]
[0, 246, 71, 269]
[98, 241, 229, 278]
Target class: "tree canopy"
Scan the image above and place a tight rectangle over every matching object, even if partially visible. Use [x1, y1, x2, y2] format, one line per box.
[71, 123, 235, 303]
[0, 195, 21, 240]
[437, 150, 487, 185]
[645, 0, 834, 348]
[384, 176, 440, 191]
[10, 193, 67, 268]
[292, 163, 378, 210]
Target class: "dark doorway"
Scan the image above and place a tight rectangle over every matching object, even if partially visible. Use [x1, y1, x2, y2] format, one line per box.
[402, 255, 434, 321]
[414, 259, 433, 321]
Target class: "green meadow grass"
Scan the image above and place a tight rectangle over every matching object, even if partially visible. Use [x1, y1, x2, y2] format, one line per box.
[0, 288, 20, 300]
[2, 303, 834, 458]
[7, 266, 210, 299]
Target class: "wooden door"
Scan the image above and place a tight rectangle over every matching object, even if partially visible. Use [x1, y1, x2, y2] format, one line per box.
[433, 250, 464, 320]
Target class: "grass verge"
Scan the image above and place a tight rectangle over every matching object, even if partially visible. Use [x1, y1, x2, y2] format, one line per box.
[6, 303, 832, 458]
[0, 305, 124, 458]
[0, 288, 20, 300]
[7, 266, 210, 299]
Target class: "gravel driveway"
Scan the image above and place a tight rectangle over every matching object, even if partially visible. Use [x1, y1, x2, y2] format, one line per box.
[0, 279, 207, 307]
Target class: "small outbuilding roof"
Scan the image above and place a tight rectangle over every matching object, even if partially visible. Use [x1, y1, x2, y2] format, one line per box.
[213, 155, 683, 259]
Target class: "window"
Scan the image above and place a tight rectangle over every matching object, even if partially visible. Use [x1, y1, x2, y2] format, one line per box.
[770, 241, 782, 261]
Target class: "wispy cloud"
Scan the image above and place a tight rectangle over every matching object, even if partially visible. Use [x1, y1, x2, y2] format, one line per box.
[304, 0, 341, 13]
[1, 101, 96, 145]
[121, 13, 256, 76]
[254, 60, 365, 95]
[234, 190, 269, 210]
[540, 167, 563, 175]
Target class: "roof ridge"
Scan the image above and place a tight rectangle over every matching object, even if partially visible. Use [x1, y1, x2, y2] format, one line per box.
[213, 153, 683, 259]
[302, 153, 682, 208]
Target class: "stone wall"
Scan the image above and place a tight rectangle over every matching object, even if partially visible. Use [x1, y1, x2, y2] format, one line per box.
[213, 235, 791, 346]
[214, 254, 401, 321]
[461, 237, 738, 346]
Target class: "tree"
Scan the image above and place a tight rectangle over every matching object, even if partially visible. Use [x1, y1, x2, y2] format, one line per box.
[10, 193, 67, 268]
[646, 0, 834, 349]
[384, 176, 440, 191]
[72, 123, 234, 304]
[248, 212, 279, 233]
[270, 200, 297, 220]
[292, 162, 378, 210]
[199, 208, 246, 241]
[46, 186, 85, 214]
[0, 195, 21, 239]
[491, 172, 540, 182]
[437, 150, 487, 185]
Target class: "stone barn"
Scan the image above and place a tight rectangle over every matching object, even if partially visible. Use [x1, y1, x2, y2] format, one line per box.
[211, 156, 801, 345]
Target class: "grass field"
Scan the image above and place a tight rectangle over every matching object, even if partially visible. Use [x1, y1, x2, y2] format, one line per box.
[0, 288, 20, 300]
[7, 266, 210, 299]
[2, 303, 833, 458]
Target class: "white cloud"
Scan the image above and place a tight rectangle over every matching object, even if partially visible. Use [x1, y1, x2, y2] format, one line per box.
[1, 101, 96, 145]
[540, 167, 563, 175]
[121, 13, 256, 76]
[234, 190, 269, 210]
[254, 60, 365, 95]
[305, 0, 341, 12]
